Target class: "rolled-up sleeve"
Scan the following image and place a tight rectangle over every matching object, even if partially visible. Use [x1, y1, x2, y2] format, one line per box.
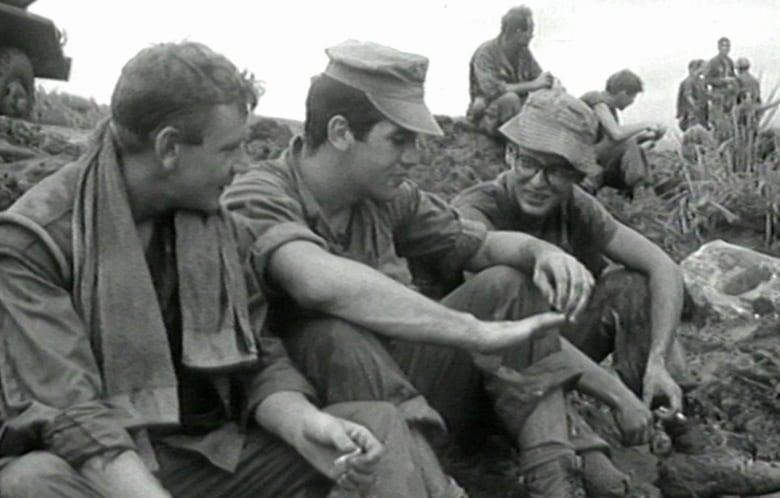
[242, 336, 316, 416]
[0, 246, 135, 465]
[228, 214, 317, 416]
[391, 185, 487, 275]
[224, 167, 328, 292]
[472, 48, 508, 101]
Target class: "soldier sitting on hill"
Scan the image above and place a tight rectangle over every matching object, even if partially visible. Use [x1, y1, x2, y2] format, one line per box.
[466, 5, 554, 136]
[0, 41, 460, 498]
[223, 40, 658, 498]
[579, 69, 666, 197]
[454, 88, 685, 497]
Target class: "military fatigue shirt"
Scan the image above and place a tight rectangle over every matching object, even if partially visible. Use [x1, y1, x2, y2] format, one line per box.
[0, 161, 314, 471]
[222, 137, 487, 294]
[468, 38, 542, 105]
[452, 171, 619, 276]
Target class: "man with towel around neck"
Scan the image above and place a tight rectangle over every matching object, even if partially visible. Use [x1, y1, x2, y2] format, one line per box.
[0, 41, 516, 497]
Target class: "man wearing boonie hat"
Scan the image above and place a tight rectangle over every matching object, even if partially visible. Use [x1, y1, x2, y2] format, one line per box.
[454, 88, 690, 496]
[223, 40, 636, 497]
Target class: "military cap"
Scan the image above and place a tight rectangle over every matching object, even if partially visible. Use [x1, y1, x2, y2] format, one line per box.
[324, 40, 443, 136]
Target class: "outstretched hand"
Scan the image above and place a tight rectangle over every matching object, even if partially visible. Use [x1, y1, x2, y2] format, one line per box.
[295, 412, 384, 493]
[532, 246, 595, 322]
[474, 312, 566, 356]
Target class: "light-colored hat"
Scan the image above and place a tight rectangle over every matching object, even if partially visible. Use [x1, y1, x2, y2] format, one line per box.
[499, 88, 600, 176]
[324, 40, 443, 136]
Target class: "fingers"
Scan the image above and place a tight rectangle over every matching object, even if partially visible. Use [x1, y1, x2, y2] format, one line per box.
[536, 255, 593, 319]
[532, 267, 555, 306]
[668, 386, 683, 412]
[337, 467, 375, 492]
[566, 262, 594, 320]
[327, 422, 359, 454]
[524, 312, 567, 337]
[345, 424, 384, 470]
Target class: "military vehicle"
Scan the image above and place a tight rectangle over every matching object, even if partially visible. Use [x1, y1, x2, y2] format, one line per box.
[0, 0, 70, 118]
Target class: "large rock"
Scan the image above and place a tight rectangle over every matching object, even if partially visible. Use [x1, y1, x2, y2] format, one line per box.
[681, 239, 780, 320]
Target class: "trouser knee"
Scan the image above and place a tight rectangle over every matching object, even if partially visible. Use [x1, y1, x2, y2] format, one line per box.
[283, 317, 422, 408]
[493, 92, 523, 121]
[452, 265, 550, 319]
[327, 401, 405, 441]
[283, 317, 384, 374]
[0, 452, 99, 498]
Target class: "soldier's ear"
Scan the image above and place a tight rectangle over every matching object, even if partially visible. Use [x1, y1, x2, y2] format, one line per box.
[326, 115, 354, 152]
[154, 126, 182, 173]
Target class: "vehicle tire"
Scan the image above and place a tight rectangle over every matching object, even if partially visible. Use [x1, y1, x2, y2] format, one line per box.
[0, 47, 34, 119]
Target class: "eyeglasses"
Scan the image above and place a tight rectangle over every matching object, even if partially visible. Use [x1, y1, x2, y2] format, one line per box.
[509, 152, 583, 187]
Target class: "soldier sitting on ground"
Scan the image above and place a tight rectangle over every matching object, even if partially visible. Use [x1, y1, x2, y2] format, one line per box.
[466, 5, 554, 136]
[0, 41, 462, 498]
[579, 69, 666, 198]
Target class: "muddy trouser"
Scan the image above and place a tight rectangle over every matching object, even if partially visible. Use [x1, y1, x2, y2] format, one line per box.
[587, 137, 649, 194]
[280, 266, 584, 474]
[0, 401, 441, 498]
[474, 92, 524, 136]
[561, 268, 689, 451]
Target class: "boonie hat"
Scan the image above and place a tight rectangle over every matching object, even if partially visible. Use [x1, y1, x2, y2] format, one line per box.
[324, 40, 443, 136]
[736, 57, 750, 69]
[499, 88, 600, 176]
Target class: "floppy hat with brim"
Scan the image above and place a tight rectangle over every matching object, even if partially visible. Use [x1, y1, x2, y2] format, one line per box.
[499, 88, 600, 177]
[324, 40, 443, 136]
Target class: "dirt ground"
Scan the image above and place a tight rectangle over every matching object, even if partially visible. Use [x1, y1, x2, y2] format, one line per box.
[3, 115, 780, 497]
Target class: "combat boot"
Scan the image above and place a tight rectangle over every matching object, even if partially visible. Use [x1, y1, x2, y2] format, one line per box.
[657, 421, 780, 497]
[580, 450, 662, 498]
[522, 454, 585, 498]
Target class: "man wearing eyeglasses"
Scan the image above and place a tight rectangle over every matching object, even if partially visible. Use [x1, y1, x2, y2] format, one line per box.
[454, 88, 686, 496]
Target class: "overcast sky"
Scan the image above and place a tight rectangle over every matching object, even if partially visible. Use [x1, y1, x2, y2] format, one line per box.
[31, 0, 780, 128]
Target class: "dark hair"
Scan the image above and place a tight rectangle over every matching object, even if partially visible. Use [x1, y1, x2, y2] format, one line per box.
[303, 74, 386, 150]
[718, 37, 731, 45]
[605, 69, 643, 95]
[688, 59, 705, 71]
[110, 41, 259, 153]
[500, 6, 533, 36]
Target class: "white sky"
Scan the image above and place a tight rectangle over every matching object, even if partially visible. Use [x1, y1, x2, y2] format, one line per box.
[31, 0, 780, 128]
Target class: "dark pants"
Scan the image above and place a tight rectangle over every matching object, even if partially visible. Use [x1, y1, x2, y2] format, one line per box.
[472, 92, 524, 136]
[0, 402, 451, 498]
[563, 268, 687, 399]
[281, 267, 582, 472]
[586, 137, 650, 196]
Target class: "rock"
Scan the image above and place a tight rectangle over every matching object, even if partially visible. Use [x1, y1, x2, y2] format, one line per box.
[681, 240, 780, 320]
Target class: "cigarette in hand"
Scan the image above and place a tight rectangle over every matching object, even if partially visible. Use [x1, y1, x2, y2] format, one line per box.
[333, 447, 363, 475]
